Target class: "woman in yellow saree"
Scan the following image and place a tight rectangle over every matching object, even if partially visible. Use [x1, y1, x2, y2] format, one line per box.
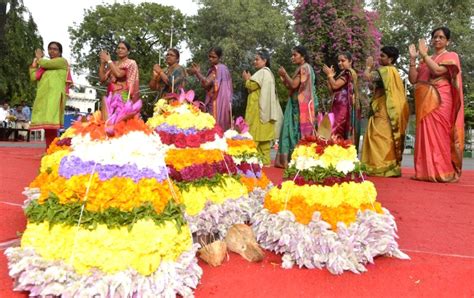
[361, 46, 409, 177]
[408, 27, 464, 182]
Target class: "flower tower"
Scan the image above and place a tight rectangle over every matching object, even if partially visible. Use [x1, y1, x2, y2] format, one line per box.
[223, 117, 272, 194]
[251, 135, 409, 274]
[5, 96, 202, 297]
[146, 90, 266, 238]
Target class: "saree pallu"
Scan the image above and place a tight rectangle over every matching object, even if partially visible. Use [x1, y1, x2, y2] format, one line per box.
[274, 63, 317, 168]
[361, 66, 409, 177]
[330, 69, 361, 149]
[205, 63, 233, 131]
[106, 59, 140, 102]
[156, 65, 187, 99]
[274, 96, 300, 168]
[413, 51, 464, 182]
[297, 63, 317, 137]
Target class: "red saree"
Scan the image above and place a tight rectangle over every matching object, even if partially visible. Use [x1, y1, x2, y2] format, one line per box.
[105, 58, 140, 102]
[413, 51, 464, 182]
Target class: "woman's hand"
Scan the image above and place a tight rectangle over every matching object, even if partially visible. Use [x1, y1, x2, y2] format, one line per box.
[34, 48, 44, 60]
[418, 39, 429, 57]
[99, 50, 111, 64]
[408, 44, 418, 59]
[189, 63, 200, 75]
[277, 66, 287, 77]
[365, 56, 374, 69]
[152, 64, 162, 78]
[322, 64, 335, 77]
[242, 70, 251, 81]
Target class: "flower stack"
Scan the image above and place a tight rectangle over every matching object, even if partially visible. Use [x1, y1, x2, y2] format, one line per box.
[146, 91, 263, 238]
[5, 113, 202, 297]
[251, 135, 409, 274]
[223, 127, 271, 194]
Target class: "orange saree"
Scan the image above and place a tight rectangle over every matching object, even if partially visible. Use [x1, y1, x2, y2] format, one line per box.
[413, 51, 464, 182]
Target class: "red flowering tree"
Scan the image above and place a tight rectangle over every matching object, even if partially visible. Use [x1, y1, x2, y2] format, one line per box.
[294, 0, 381, 102]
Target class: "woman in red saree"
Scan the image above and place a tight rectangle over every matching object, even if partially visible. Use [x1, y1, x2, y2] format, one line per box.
[99, 41, 140, 111]
[408, 27, 464, 182]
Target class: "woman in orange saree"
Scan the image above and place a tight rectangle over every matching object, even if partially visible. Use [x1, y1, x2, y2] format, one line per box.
[408, 27, 464, 182]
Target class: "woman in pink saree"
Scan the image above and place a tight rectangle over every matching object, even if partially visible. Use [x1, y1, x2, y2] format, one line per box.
[322, 52, 361, 149]
[190, 47, 233, 131]
[99, 41, 140, 106]
[408, 27, 464, 182]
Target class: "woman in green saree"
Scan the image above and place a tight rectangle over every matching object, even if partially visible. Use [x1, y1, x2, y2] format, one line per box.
[29, 41, 72, 149]
[242, 49, 283, 165]
[274, 46, 318, 168]
[361, 46, 409, 177]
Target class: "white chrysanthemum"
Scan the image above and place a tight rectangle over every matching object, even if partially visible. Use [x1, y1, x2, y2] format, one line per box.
[224, 130, 239, 139]
[335, 160, 355, 174]
[200, 135, 228, 151]
[70, 131, 167, 171]
[293, 156, 326, 170]
[174, 105, 191, 115]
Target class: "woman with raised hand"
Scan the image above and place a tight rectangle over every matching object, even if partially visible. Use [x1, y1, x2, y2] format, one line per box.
[190, 46, 233, 131]
[322, 52, 361, 148]
[149, 48, 186, 98]
[361, 46, 409, 177]
[99, 40, 139, 103]
[242, 49, 283, 166]
[408, 27, 464, 182]
[29, 41, 72, 149]
[274, 45, 318, 169]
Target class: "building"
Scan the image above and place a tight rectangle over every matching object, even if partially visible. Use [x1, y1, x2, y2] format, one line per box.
[67, 87, 99, 113]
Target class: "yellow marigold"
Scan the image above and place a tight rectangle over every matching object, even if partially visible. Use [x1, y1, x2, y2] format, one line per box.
[239, 175, 271, 192]
[36, 172, 179, 214]
[180, 176, 248, 215]
[165, 148, 224, 170]
[320, 145, 358, 166]
[264, 190, 384, 230]
[267, 181, 376, 210]
[21, 220, 192, 275]
[39, 149, 69, 174]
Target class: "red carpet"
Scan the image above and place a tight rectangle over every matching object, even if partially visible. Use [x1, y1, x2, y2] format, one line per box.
[1, 147, 473, 297]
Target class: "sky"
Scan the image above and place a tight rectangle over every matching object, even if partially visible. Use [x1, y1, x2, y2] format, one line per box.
[22, 0, 199, 86]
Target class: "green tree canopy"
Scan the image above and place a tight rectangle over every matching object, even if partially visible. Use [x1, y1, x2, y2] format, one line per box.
[186, 0, 296, 117]
[0, 0, 42, 104]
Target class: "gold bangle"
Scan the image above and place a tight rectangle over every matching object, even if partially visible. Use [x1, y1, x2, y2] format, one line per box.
[409, 64, 416, 67]
[421, 53, 428, 59]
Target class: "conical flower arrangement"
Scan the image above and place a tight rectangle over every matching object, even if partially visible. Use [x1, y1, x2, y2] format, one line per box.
[146, 90, 266, 239]
[223, 117, 271, 195]
[251, 135, 409, 274]
[5, 99, 202, 297]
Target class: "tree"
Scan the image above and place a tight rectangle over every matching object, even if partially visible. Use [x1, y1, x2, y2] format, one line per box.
[0, 0, 42, 104]
[186, 0, 296, 118]
[69, 2, 187, 114]
[294, 0, 381, 104]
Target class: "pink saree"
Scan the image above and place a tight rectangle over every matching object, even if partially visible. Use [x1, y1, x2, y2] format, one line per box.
[105, 58, 140, 102]
[205, 63, 233, 131]
[413, 51, 464, 182]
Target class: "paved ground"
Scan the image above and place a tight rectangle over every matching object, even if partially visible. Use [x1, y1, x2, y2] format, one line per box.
[2, 141, 474, 170]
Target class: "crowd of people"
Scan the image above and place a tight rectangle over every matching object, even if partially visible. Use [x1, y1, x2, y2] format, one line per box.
[16, 26, 464, 183]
